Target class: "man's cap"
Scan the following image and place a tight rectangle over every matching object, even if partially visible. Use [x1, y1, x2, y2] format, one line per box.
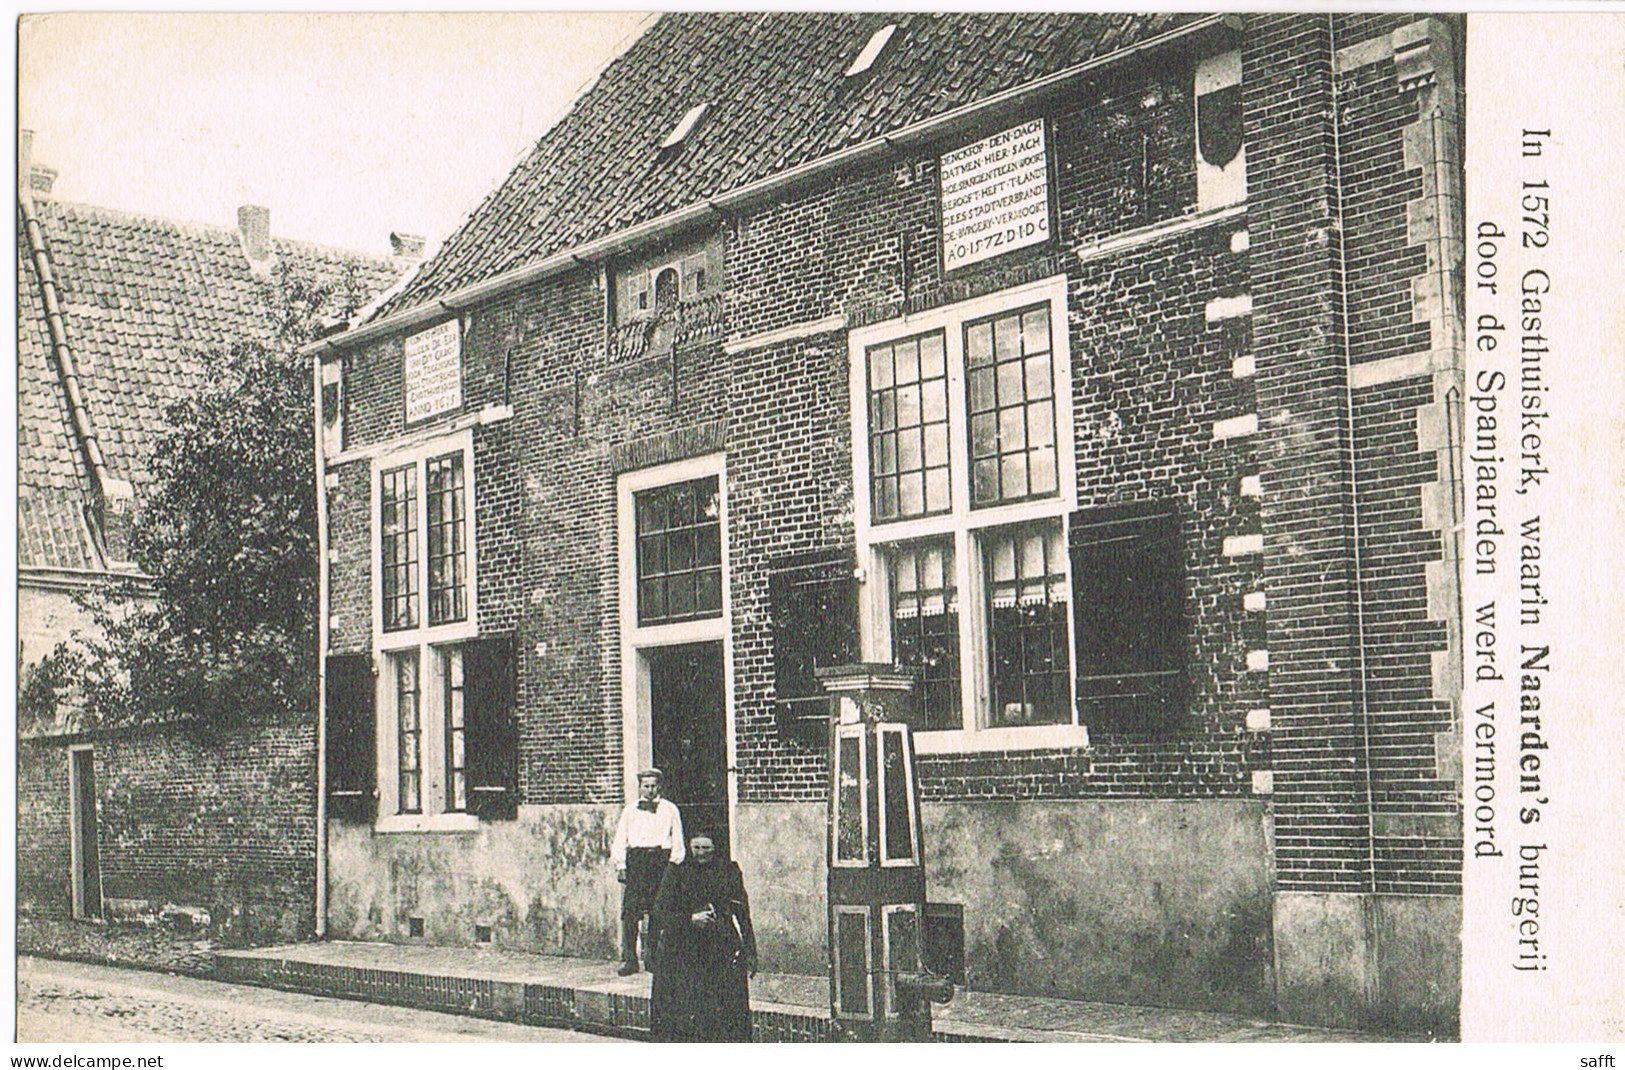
[637, 767, 664, 782]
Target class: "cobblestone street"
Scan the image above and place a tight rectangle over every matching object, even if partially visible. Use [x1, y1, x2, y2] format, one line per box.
[16, 956, 622, 1044]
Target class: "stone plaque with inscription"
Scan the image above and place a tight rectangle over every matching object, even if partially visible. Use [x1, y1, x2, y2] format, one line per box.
[403, 319, 462, 423]
[939, 118, 1051, 272]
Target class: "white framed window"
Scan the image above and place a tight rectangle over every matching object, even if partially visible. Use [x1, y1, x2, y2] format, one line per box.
[633, 474, 723, 627]
[851, 276, 1087, 753]
[373, 430, 476, 644]
[615, 453, 736, 812]
[377, 642, 478, 828]
[372, 430, 480, 830]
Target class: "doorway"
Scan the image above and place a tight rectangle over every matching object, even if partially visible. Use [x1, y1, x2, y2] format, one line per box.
[69, 746, 102, 919]
[647, 641, 729, 854]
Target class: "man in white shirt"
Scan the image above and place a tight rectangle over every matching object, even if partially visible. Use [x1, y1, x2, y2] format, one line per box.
[611, 767, 685, 975]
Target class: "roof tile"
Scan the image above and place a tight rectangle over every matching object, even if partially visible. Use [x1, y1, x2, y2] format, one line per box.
[377, 12, 1193, 318]
[18, 200, 407, 571]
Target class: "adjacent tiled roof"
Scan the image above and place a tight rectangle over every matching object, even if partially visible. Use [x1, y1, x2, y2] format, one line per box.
[378, 11, 1197, 318]
[18, 220, 96, 571]
[17, 199, 408, 572]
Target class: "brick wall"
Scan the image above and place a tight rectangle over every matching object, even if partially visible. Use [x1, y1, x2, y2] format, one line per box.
[728, 332, 852, 802]
[718, 56, 1266, 803]
[17, 741, 73, 914]
[1245, 12, 1463, 895]
[17, 718, 318, 942]
[1334, 13, 1463, 893]
[326, 14, 1460, 850]
[1245, 14, 1371, 893]
[332, 52, 1274, 811]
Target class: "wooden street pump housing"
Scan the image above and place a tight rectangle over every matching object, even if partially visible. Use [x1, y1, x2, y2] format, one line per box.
[818, 664, 955, 1041]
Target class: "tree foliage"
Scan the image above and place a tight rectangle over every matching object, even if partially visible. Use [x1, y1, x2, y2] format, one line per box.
[24, 266, 367, 733]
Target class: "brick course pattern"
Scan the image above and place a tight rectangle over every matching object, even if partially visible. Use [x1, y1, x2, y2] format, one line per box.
[1246, 14, 1375, 895]
[17, 719, 318, 942]
[1245, 13, 1462, 895]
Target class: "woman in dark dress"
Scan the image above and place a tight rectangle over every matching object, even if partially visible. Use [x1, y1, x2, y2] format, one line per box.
[649, 830, 757, 1042]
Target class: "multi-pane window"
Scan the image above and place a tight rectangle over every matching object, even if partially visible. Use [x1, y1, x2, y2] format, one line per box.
[376, 439, 473, 638]
[395, 651, 422, 814]
[442, 647, 466, 813]
[373, 435, 486, 825]
[636, 476, 723, 626]
[381, 464, 419, 632]
[426, 453, 468, 625]
[854, 280, 1077, 742]
[868, 332, 950, 521]
[966, 305, 1057, 506]
[888, 540, 960, 731]
[984, 523, 1071, 727]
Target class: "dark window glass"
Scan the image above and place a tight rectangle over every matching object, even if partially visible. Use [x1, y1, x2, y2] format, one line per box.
[442, 648, 466, 812]
[868, 331, 950, 522]
[635, 476, 723, 626]
[835, 732, 865, 864]
[984, 522, 1071, 727]
[381, 464, 419, 631]
[396, 651, 422, 813]
[965, 305, 1057, 507]
[654, 266, 679, 314]
[426, 452, 467, 625]
[879, 729, 915, 863]
[888, 539, 960, 731]
[1198, 84, 1244, 168]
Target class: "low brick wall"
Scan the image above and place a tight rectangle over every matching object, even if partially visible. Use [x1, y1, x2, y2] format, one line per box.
[17, 718, 318, 945]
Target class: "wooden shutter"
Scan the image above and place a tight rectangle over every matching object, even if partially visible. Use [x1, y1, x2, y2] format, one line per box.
[325, 653, 376, 823]
[769, 547, 860, 745]
[463, 634, 519, 820]
[1069, 502, 1189, 733]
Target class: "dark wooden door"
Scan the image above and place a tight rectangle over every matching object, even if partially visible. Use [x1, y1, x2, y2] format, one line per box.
[648, 641, 729, 854]
[71, 748, 102, 919]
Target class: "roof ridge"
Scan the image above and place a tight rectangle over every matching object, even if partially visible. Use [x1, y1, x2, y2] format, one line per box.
[40, 198, 247, 243]
[273, 232, 408, 269]
[19, 197, 117, 570]
[40, 198, 400, 268]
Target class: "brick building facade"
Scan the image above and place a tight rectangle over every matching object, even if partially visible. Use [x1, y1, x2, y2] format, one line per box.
[313, 13, 1464, 1033]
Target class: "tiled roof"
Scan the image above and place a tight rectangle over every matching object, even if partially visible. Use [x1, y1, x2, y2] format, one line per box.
[378, 12, 1197, 317]
[17, 221, 96, 571]
[17, 199, 407, 572]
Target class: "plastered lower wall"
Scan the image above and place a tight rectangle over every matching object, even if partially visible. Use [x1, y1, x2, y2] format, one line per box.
[333, 796, 1272, 1015]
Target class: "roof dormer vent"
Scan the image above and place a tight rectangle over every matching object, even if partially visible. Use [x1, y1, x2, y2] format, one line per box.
[845, 23, 898, 78]
[660, 102, 710, 150]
